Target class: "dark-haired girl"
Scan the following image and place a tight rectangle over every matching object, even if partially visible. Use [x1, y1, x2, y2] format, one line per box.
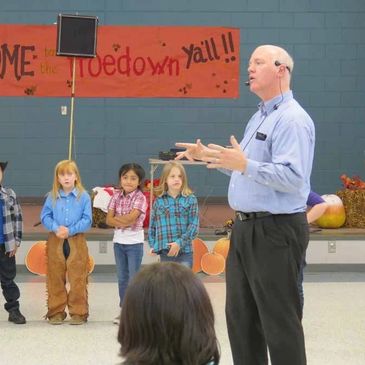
[106, 163, 147, 325]
[118, 262, 220, 365]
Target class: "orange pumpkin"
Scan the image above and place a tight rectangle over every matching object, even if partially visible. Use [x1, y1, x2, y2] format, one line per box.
[213, 237, 230, 260]
[192, 238, 209, 273]
[87, 255, 95, 274]
[201, 252, 225, 276]
[315, 194, 346, 228]
[25, 241, 47, 276]
[25, 241, 95, 275]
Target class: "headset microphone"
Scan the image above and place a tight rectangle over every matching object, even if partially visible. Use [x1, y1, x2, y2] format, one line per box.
[274, 60, 291, 73]
[245, 81, 250, 86]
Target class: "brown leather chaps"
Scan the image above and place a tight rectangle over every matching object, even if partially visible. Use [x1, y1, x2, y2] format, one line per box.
[46, 232, 89, 319]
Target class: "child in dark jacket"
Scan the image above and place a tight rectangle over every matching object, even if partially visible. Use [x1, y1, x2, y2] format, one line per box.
[0, 161, 26, 324]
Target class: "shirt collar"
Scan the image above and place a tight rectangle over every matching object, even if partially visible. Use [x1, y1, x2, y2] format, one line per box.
[258, 90, 293, 115]
[59, 188, 78, 197]
[163, 191, 182, 199]
[122, 189, 139, 199]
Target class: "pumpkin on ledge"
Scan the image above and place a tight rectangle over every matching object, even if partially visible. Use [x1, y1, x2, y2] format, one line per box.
[315, 194, 346, 229]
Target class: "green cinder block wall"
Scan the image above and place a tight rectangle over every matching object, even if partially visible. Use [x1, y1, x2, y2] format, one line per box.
[1, 0, 364, 197]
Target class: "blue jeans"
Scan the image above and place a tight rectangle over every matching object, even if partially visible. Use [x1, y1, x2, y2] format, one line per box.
[113, 243, 143, 306]
[0, 245, 20, 312]
[159, 252, 193, 269]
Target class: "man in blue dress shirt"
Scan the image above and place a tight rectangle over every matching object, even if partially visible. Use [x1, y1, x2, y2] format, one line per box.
[176, 45, 315, 365]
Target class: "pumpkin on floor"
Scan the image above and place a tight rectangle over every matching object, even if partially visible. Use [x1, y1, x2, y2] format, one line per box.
[25, 241, 95, 275]
[192, 238, 209, 273]
[87, 255, 95, 274]
[213, 237, 230, 260]
[25, 241, 47, 276]
[201, 252, 225, 276]
[315, 194, 346, 229]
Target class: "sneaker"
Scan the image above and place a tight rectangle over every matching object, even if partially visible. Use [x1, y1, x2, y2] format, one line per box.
[70, 315, 86, 325]
[113, 315, 120, 325]
[8, 309, 26, 324]
[48, 312, 66, 325]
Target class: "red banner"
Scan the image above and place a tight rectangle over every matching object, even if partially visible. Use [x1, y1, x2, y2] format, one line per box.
[0, 25, 239, 98]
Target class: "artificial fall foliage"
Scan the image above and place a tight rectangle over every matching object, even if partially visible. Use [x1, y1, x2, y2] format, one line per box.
[340, 174, 365, 189]
[337, 174, 365, 228]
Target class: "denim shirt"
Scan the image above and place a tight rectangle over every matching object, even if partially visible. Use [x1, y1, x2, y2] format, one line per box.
[41, 188, 92, 236]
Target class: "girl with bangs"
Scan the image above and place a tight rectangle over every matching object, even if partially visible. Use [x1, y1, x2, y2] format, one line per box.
[106, 163, 147, 325]
[148, 161, 199, 268]
[41, 160, 92, 325]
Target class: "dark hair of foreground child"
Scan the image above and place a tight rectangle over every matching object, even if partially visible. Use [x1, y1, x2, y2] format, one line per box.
[118, 262, 220, 365]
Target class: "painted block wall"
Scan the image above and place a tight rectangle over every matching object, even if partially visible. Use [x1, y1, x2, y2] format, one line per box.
[1, 0, 365, 197]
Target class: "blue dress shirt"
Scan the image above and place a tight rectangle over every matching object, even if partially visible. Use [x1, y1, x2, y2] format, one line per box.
[41, 188, 92, 236]
[228, 91, 315, 214]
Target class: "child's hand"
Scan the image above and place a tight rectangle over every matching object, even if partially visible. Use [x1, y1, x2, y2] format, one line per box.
[115, 215, 128, 229]
[8, 246, 18, 257]
[149, 248, 157, 256]
[167, 242, 180, 257]
[56, 226, 69, 239]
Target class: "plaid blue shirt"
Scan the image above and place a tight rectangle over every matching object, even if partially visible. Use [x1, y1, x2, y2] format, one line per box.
[0, 186, 23, 252]
[148, 193, 199, 253]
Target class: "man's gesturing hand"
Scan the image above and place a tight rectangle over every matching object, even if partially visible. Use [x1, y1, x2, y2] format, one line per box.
[201, 135, 247, 172]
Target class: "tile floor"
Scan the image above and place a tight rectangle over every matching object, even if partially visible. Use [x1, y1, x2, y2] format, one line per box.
[1, 271, 365, 365]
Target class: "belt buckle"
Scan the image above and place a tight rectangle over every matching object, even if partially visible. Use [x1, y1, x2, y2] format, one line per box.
[236, 211, 270, 221]
[236, 211, 249, 221]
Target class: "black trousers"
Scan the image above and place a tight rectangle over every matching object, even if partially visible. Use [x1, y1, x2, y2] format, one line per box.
[226, 213, 308, 365]
[0, 245, 20, 312]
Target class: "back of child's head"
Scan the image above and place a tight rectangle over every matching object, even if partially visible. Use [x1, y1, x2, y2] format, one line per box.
[154, 161, 193, 197]
[118, 163, 145, 189]
[0, 161, 8, 184]
[118, 262, 220, 365]
[51, 160, 85, 200]
[0, 161, 8, 173]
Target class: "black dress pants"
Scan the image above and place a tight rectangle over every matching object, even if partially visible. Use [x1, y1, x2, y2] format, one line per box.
[226, 213, 308, 365]
[0, 245, 20, 312]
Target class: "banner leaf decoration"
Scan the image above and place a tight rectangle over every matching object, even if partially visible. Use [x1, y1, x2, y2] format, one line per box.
[0, 25, 240, 98]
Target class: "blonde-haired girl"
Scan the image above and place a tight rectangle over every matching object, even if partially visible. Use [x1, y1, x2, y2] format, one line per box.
[41, 160, 92, 325]
[148, 161, 199, 268]
[50, 160, 85, 200]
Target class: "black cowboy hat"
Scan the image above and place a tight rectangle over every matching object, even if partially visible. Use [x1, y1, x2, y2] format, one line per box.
[0, 161, 8, 172]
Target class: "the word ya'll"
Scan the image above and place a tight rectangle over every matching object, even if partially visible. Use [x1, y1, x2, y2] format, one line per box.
[182, 32, 236, 69]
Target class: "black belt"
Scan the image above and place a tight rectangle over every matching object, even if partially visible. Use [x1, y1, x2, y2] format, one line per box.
[235, 211, 272, 221]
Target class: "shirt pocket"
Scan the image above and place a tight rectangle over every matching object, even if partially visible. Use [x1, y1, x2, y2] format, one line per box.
[177, 201, 190, 220]
[248, 136, 271, 162]
[156, 204, 170, 218]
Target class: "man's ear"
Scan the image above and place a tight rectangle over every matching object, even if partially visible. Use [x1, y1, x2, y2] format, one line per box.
[277, 65, 286, 78]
